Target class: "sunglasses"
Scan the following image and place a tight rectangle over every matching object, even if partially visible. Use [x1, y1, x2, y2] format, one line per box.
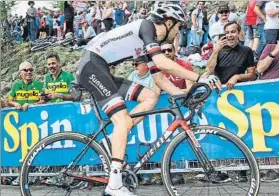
[22, 68, 34, 72]
[219, 10, 229, 14]
[162, 48, 173, 53]
[133, 61, 145, 67]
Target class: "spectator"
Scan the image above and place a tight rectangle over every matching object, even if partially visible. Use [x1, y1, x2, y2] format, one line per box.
[129, 7, 148, 23]
[228, 4, 239, 22]
[128, 56, 160, 95]
[35, 11, 41, 39]
[39, 16, 46, 38]
[85, 8, 92, 25]
[46, 10, 54, 36]
[26, 1, 37, 41]
[91, 1, 103, 35]
[102, 1, 114, 32]
[246, 0, 259, 58]
[22, 18, 29, 41]
[190, 1, 205, 47]
[44, 53, 74, 103]
[264, 0, 279, 44]
[206, 21, 256, 89]
[209, 10, 219, 27]
[74, 11, 83, 38]
[254, 1, 267, 55]
[64, 1, 75, 36]
[77, 19, 96, 46]
[7, 61, 44, 110]
[209, 5, 230, 43]
[161, 42, 194, 92]
[114, 2, 125, 27]
[257, 41, 279, 80]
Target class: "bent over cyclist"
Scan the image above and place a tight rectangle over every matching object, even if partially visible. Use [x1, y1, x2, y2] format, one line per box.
[76, 2, 221, 196]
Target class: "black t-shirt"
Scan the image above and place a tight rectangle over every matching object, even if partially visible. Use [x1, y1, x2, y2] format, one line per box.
[215, 44, 255, 84]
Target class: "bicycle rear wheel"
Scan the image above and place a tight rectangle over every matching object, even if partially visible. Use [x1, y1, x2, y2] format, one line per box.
[20, 132, 110, 196]
[162, 125, 260, 196]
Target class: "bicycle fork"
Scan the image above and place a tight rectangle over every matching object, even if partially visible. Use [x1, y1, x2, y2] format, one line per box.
[181, 123, 215, 175]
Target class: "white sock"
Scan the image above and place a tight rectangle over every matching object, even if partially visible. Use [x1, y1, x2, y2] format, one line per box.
[108, 161, 123, 189]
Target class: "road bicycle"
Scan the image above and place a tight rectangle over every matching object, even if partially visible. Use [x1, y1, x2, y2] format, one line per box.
[20, 83, 260, 196]
[30, 36, 79, 52]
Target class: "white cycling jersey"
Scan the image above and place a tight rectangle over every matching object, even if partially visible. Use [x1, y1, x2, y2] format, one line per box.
[86, 19, 162, 67]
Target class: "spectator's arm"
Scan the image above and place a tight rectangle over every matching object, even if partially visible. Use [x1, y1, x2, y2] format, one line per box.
[206, 49, 219, 74]
[206, 37, 227, 73]
[152, 72, 184, 95]
[191, 13, 198, 30]
[257, 44, 279, 73]
[239, 67, 256, 81]
[266, 4, 279, 17]
[254, 5, 266, 23]
[102, 7, 113, 20]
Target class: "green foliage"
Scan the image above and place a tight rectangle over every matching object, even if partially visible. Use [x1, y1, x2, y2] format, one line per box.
[0, 1, 17, 21]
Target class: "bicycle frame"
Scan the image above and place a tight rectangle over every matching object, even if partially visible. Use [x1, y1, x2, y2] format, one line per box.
[67, 92, 215, 179]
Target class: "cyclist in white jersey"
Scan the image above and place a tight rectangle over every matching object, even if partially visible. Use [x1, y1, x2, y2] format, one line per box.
[76, 2, 221, 196]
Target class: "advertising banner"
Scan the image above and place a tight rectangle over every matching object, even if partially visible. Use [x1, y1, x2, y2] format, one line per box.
[1, 79, 279, 167]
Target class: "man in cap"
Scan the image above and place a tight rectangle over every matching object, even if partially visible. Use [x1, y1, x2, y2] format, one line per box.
[26, 1, 37, 41]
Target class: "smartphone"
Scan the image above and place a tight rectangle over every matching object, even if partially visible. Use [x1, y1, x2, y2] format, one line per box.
[219, 34, 226, 39]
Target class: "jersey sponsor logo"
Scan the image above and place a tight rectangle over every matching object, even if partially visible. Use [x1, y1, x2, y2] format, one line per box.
[100, 31, 133, 48]
[16, 90, 40, 101]
[89, 74, 111, 97]
[47, 82, 68, 93]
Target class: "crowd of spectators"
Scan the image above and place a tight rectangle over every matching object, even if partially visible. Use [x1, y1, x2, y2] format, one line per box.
[1, 0, 279, 184]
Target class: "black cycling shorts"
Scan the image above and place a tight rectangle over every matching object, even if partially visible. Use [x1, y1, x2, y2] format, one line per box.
[76, 51, 144, 118]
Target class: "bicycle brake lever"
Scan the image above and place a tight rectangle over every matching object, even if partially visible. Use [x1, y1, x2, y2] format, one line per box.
[215, 87, 221, 98]
[197, 106, 203, 119]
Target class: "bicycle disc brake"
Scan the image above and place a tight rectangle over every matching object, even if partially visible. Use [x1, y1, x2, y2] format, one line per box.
[122, 169, 138, 192]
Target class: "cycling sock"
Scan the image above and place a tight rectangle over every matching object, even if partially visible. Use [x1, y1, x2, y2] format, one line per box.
[108, 161, 123, 189]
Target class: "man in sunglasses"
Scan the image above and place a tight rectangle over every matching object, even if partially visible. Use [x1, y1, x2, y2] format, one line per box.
[209, 5, 231, 43]
[44, 53, 75, 103]
[7, 61, 44, 110]
[161, 42, 194, 92]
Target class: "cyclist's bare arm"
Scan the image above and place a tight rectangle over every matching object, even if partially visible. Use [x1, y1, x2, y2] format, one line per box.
[152, 54, 200, 82]
[152, 72, 184, 95]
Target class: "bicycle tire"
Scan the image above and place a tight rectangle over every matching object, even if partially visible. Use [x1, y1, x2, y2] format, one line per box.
[162, 125, 260, 196]
[31, 42, 52, 52]
[20, 132, 111, 196]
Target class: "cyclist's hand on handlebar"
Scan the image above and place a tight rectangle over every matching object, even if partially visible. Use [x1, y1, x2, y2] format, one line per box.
[198, 74, 222, 91]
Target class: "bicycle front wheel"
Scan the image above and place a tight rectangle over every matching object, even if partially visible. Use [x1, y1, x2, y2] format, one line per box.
[162, 125, 260, 196]
[20, 132, 111, 196]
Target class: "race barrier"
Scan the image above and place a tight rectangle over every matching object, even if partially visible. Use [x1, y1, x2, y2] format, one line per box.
[1, 79, 279, 167]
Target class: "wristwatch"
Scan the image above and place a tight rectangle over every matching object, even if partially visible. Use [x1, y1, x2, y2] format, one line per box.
[269, 53, 276, 58]
[58, 93, 64, 99]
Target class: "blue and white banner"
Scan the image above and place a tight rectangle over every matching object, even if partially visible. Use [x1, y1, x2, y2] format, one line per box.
[1, 79, 279, 167]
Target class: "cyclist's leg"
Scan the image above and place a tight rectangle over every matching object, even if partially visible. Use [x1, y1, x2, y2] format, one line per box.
[112, 76, 159, 125]
[77, 51, 134, 195]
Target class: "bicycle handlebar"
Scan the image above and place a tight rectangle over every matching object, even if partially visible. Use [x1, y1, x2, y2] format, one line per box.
[169, 83, 212, 121]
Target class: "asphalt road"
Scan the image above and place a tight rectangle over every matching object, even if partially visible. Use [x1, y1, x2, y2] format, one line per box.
[1, 182, 279, 196]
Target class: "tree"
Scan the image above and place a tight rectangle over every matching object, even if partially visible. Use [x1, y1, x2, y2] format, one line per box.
[50, 1, 64, 12]
[0, 1, 18, 21]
